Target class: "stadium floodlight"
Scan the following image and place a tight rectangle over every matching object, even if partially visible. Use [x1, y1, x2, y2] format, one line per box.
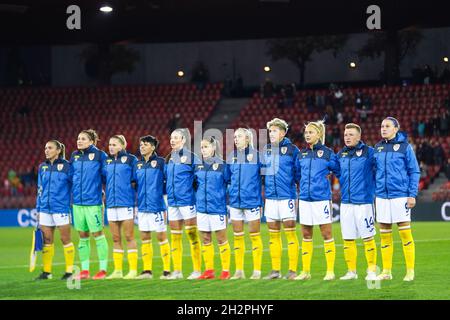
[264, 66, 271, 72]
[177, 70, 185, 77]
[349, 62, 357, 68]
[100, 5, 113, 13]
[443, 56, 449, 63]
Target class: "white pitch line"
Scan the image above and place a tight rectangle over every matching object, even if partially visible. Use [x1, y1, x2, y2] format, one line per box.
[1, 238, 449, 270]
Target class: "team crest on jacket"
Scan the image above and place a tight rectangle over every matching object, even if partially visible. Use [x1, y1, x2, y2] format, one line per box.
[393, 144, 400, 151]
[247, 154, 254, 162]
[88, 153, 95, 161]
[356, 150, 363, 157]
[212, 163, 219, 171]
[121, 156, 127, 163]
[107, 159, 112, 164]
[57, 164, 64, 171]
[180, 156, 187, 164]
[317, 150, 324, 158]
[137, 163, 143, 169]
[281, 147, 287, 155]
[151, 160, 157, 168]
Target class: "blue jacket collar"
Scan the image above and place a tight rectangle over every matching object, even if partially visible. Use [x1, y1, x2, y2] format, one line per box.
[343, 141, 365, 152]
[79, 144, 95, 154]
[310, 141, 323, 150]
[45, 158, 65, 165]
[382, 131, 408, 144]
[110, 149, 127, 159]
[144, 152, 158, 163]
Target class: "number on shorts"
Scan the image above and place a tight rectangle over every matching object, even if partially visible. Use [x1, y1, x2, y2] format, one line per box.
[219, 214, 225, 222]
[155, 212, 163, 223]
[95, 215, 101, 226]
[324, 205, 329, 217]
[190, 206, 196, 214]
[288, 200, 295, 213]
[404, 202, 411, 214]
[364, 216, 374, 229]
[250, 207, 260, 215]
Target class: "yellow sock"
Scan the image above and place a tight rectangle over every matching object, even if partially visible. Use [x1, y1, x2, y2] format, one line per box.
[42, 244, 54, 273]
[380, 229, 393, 272]
[185, 226, 201, 272]
[63, 243, 75, 274]
[219, 241, 231, 272]
[171, 231, 183, 271]
[399, 226, 415, 271]
[269, 229, 282, 271]
[127, 249, 138, 272]
[301, 239, 313, 273]
[233, 232, 245, 271]
[285, 228, 299, 272]
[202, 242, 215, 270]
[141, 240, 153, 271]
[363, 238, 377, 273]
[343, 240, 357, 272]
[159, 240, 171, 272]
[250, 232, 263, 272]
[324, 239, 336, 273]
[113, 249, 124, 272]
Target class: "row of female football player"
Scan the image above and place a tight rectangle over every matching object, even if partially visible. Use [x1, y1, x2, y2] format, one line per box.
[34, 116, 419, 282]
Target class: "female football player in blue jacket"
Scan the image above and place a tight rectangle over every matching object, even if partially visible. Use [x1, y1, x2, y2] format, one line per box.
[165, 128, 202, 280]
[227, 128, 263, 280]
[103, 135, 138, 280]
[70, 129, 109, 280]
[295, 120, 340, 281]
[336, 123, 377, 281]
[35, 140, 74, 281]
[374, 117, 420, 282]
[133, 135, 171, 280]
[194, 137, 231, 280]
[262, 118, 300, 280]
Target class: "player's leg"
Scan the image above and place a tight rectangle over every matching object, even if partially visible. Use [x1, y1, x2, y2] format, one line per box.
[58, 222, 74, 280]
[156, 227, 172, 280]
[264, 200, 282, 280]
[295, 224, 313, 280]
[184, 208, 202, 280]
[199, 231, 215, 279]
[168, 207, 184, 279]
[248, 216, 263, 280]
[107, 220, 124, 279]
[295, 200, 313, 280]
[281, 200, 299, 280]
[137, 230, 153, 279]
[123, 218, 138, 279]
[339, 204, 358, 280]
[73, 205, 91, 279]
[88, 205, 109, 279]
[216, 222, 231, 280]
[376, 197, 394, 280]
[398, 221, 415, 281]
[36, 222, 55, 280]
[320, 223, 336, 280]
[230, 208, 246, 279]
[358, 204, 377, 281]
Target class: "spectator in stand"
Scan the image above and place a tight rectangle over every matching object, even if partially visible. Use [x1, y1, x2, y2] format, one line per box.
[8, 169, 23, 196]
[431, 113, 440, 136]
[325, 105, 335, 124]
[284, 83, 296, 107]
[261, 79, 275, 98]
[306, 95, 315, 113]
[355, 92, 363, 109]
[440, 110, 449, 136]
[418, 117, 426, 138]
[336, 112, 344, 125]
[420, 161, 428, 179]
[334, 87, 344, 111]
[332, 126, 341, 147]
[425, 139, 435, 165]
[432, 141, 445, 168]
[315, 92, 326, 110]
[445, 158, 450, 181]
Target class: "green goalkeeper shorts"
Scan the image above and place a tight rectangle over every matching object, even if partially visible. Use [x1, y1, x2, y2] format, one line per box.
[73, 205, 104, 233]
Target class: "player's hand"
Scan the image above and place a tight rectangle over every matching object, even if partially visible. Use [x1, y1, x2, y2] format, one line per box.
[407, 197, 416, 209]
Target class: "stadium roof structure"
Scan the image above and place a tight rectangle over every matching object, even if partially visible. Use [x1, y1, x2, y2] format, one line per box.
[0, 0, 448, 45]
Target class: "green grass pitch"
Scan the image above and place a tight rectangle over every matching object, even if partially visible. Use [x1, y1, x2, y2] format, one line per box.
[0, 221, 449, 300]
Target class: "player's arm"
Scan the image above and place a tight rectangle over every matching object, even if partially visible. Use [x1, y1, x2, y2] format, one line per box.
[405, 144, 421, 207]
